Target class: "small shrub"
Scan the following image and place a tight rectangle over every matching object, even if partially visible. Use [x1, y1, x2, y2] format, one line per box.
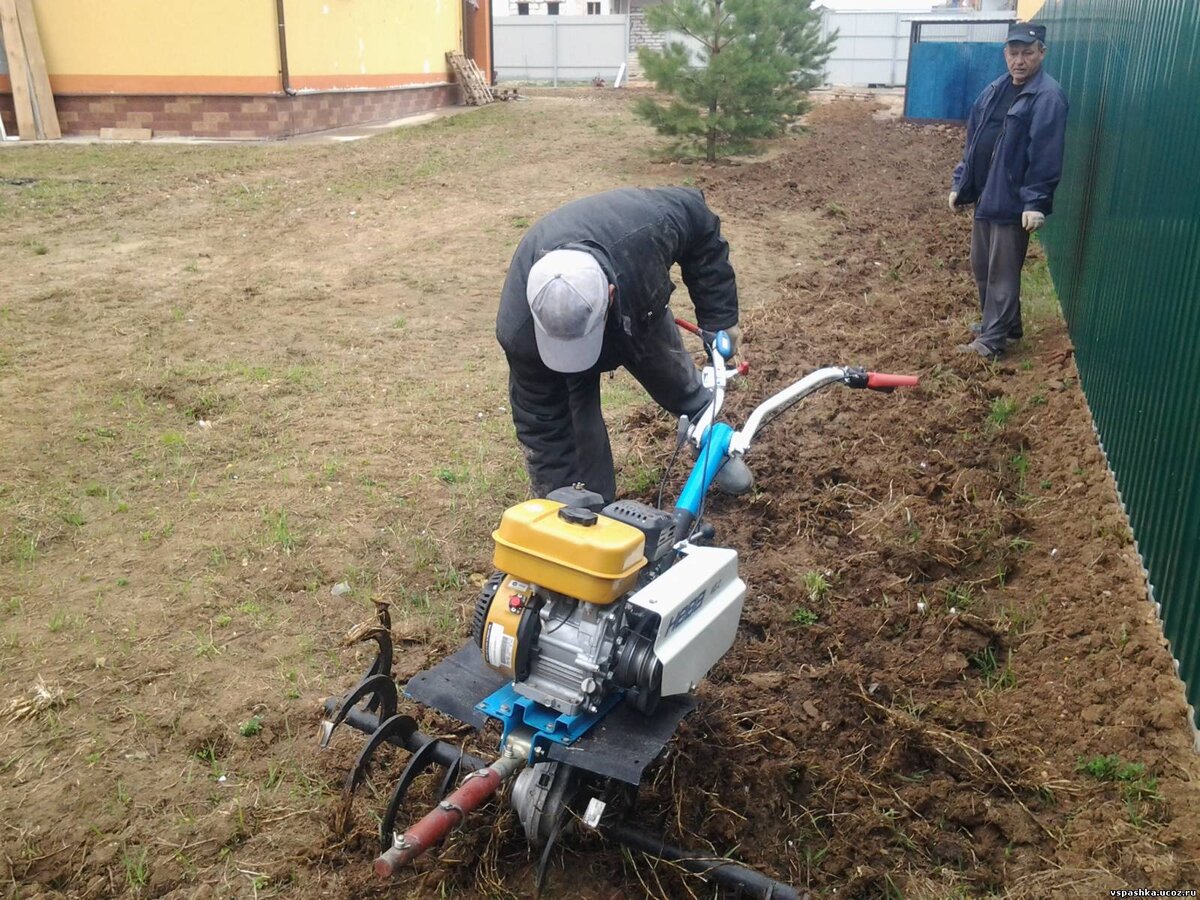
[792, 607, 819, 626]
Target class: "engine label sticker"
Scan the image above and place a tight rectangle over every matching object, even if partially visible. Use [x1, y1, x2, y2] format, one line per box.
[665, 587, 709, 636]
[485, 623, 515, 669]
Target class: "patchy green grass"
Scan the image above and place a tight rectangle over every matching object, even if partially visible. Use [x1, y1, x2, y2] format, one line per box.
[1021, 243, 1064, 326]
[791, 607, 819, 626]
[122, 846, 150, 890]
[987, 396, 1019, 428]
[436, 465, 468, 485]
[263, 509, 297, 553]
[802, 570, 830, 603]
[1076, 753, 1163, 825]
[968, 645, 1016, 690]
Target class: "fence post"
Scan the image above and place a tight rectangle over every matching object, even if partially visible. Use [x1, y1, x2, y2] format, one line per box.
[891, 13, 900, 86]
[624, 11, 630, 75]
[553, 17, 558, 87]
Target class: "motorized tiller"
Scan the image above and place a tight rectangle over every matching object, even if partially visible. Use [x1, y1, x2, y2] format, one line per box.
[320, 323, 918, 897]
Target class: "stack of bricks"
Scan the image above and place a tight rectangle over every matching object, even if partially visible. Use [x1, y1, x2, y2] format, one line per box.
[1, 84, 460, 140]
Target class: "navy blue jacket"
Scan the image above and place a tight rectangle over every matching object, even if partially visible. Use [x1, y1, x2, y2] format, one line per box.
[952, 69, 1069, 224]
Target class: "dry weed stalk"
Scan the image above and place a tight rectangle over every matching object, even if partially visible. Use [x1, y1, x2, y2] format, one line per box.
[3, 676, 67, 723]
[855, 688, 1059, 842]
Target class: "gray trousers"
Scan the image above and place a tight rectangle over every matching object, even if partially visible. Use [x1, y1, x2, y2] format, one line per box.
[970, 219, 1030, 352]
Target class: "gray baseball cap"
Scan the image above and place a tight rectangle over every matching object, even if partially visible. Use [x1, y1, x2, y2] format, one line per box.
[526, 249, 610, 373]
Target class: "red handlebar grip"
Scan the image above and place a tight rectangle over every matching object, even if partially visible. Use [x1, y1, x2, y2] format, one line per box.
[866, 372, 919, 389]
[674, 317, 702, 336]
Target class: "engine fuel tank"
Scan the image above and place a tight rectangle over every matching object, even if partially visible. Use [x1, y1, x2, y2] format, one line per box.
[492, 500, 646, 605]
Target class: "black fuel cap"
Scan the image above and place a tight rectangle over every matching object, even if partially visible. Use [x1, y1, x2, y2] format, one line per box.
[558, 506, 598, 527]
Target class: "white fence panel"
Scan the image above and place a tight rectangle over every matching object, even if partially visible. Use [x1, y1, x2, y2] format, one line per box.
[820, 10, 913, 88]
[494, 16, 630, 83]
[818, 10, 1014, 87]
[494, 10, 1010, 88]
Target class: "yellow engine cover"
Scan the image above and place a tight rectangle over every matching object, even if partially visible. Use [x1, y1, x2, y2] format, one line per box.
[492, 500, 646, 605]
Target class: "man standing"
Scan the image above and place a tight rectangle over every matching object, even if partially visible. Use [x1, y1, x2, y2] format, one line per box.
[496, 187, 741, 503]
[950, 22, 1069, 360]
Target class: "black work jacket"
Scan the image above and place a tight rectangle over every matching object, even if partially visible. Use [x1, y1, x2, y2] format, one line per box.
[496, 187, 739, 372]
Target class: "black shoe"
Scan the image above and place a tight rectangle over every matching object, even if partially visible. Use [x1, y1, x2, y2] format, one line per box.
[956, 339, 1002, 360]
[713, 457, 753, 495]
[970, 322, 1022, 345]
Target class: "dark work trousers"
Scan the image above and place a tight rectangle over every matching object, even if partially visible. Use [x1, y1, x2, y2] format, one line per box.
[970, 219, 1030, 353]
[509, 311, 711, 503]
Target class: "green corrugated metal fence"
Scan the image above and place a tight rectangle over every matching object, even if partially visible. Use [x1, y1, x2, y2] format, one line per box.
[1035, 1, 1200, 734]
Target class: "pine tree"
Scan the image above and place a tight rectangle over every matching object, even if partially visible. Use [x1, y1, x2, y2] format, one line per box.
[634, 0, 834, 162]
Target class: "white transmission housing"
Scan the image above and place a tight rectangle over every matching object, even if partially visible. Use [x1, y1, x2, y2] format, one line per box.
[626, 544, 745, 696]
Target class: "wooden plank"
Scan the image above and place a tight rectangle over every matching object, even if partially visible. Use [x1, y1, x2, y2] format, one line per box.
[466, 58, 493, 101]
[0, 0, 36, 139]
[99, 127, 152, 141]
[446, 50, 491, 107]
[15, 0, 60, 139]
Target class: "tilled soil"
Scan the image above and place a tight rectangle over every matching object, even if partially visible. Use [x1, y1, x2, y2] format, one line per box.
[325, 104, 1200, 899]
[3, 95, 1197, 900]
[636, 105, 1200, 898]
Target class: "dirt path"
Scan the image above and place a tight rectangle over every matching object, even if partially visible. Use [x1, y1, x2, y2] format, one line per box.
[1, 93, 1196, 899]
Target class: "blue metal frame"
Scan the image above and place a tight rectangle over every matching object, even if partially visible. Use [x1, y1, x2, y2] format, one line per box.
[477, 683, 625, 760]
[675, 423, 734, 517]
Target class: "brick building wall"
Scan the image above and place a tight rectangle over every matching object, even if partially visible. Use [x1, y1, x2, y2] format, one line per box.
[0, 84, 459, 140]
[629, 7, 664, 50]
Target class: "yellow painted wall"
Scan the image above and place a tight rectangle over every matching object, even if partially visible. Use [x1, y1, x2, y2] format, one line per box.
[7, 0, 461, 95]
[33, 0, 279, 93]
[1017, 0, 1048, 20]
[286, 0, 461, 91]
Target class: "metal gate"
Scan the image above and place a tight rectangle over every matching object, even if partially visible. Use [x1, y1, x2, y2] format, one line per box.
[903, 18, 1013, 121]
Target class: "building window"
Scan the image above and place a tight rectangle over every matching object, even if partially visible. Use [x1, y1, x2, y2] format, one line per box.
[547, 2, 560, 13]
[517, 2, 529, 13]
[587, 1, 601, 12]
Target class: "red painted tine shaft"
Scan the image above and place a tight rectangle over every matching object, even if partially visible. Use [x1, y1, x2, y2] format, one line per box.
[374, 751, 525, 877]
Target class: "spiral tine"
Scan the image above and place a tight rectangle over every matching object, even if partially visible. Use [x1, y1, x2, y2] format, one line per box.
[341, 713, 419, 800]
[319, 674, 398, 748]
[436, 748, 464, 801]
[379, 739, 444, 852]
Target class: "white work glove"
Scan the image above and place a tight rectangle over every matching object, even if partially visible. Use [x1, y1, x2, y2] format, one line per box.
[723, 324, 741, 357]
[948, 191, 959, 212]
[1022, 210, 1046, 232]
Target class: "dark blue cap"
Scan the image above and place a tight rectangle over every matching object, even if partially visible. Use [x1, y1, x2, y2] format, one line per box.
[1007, 22, 1047, 44]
